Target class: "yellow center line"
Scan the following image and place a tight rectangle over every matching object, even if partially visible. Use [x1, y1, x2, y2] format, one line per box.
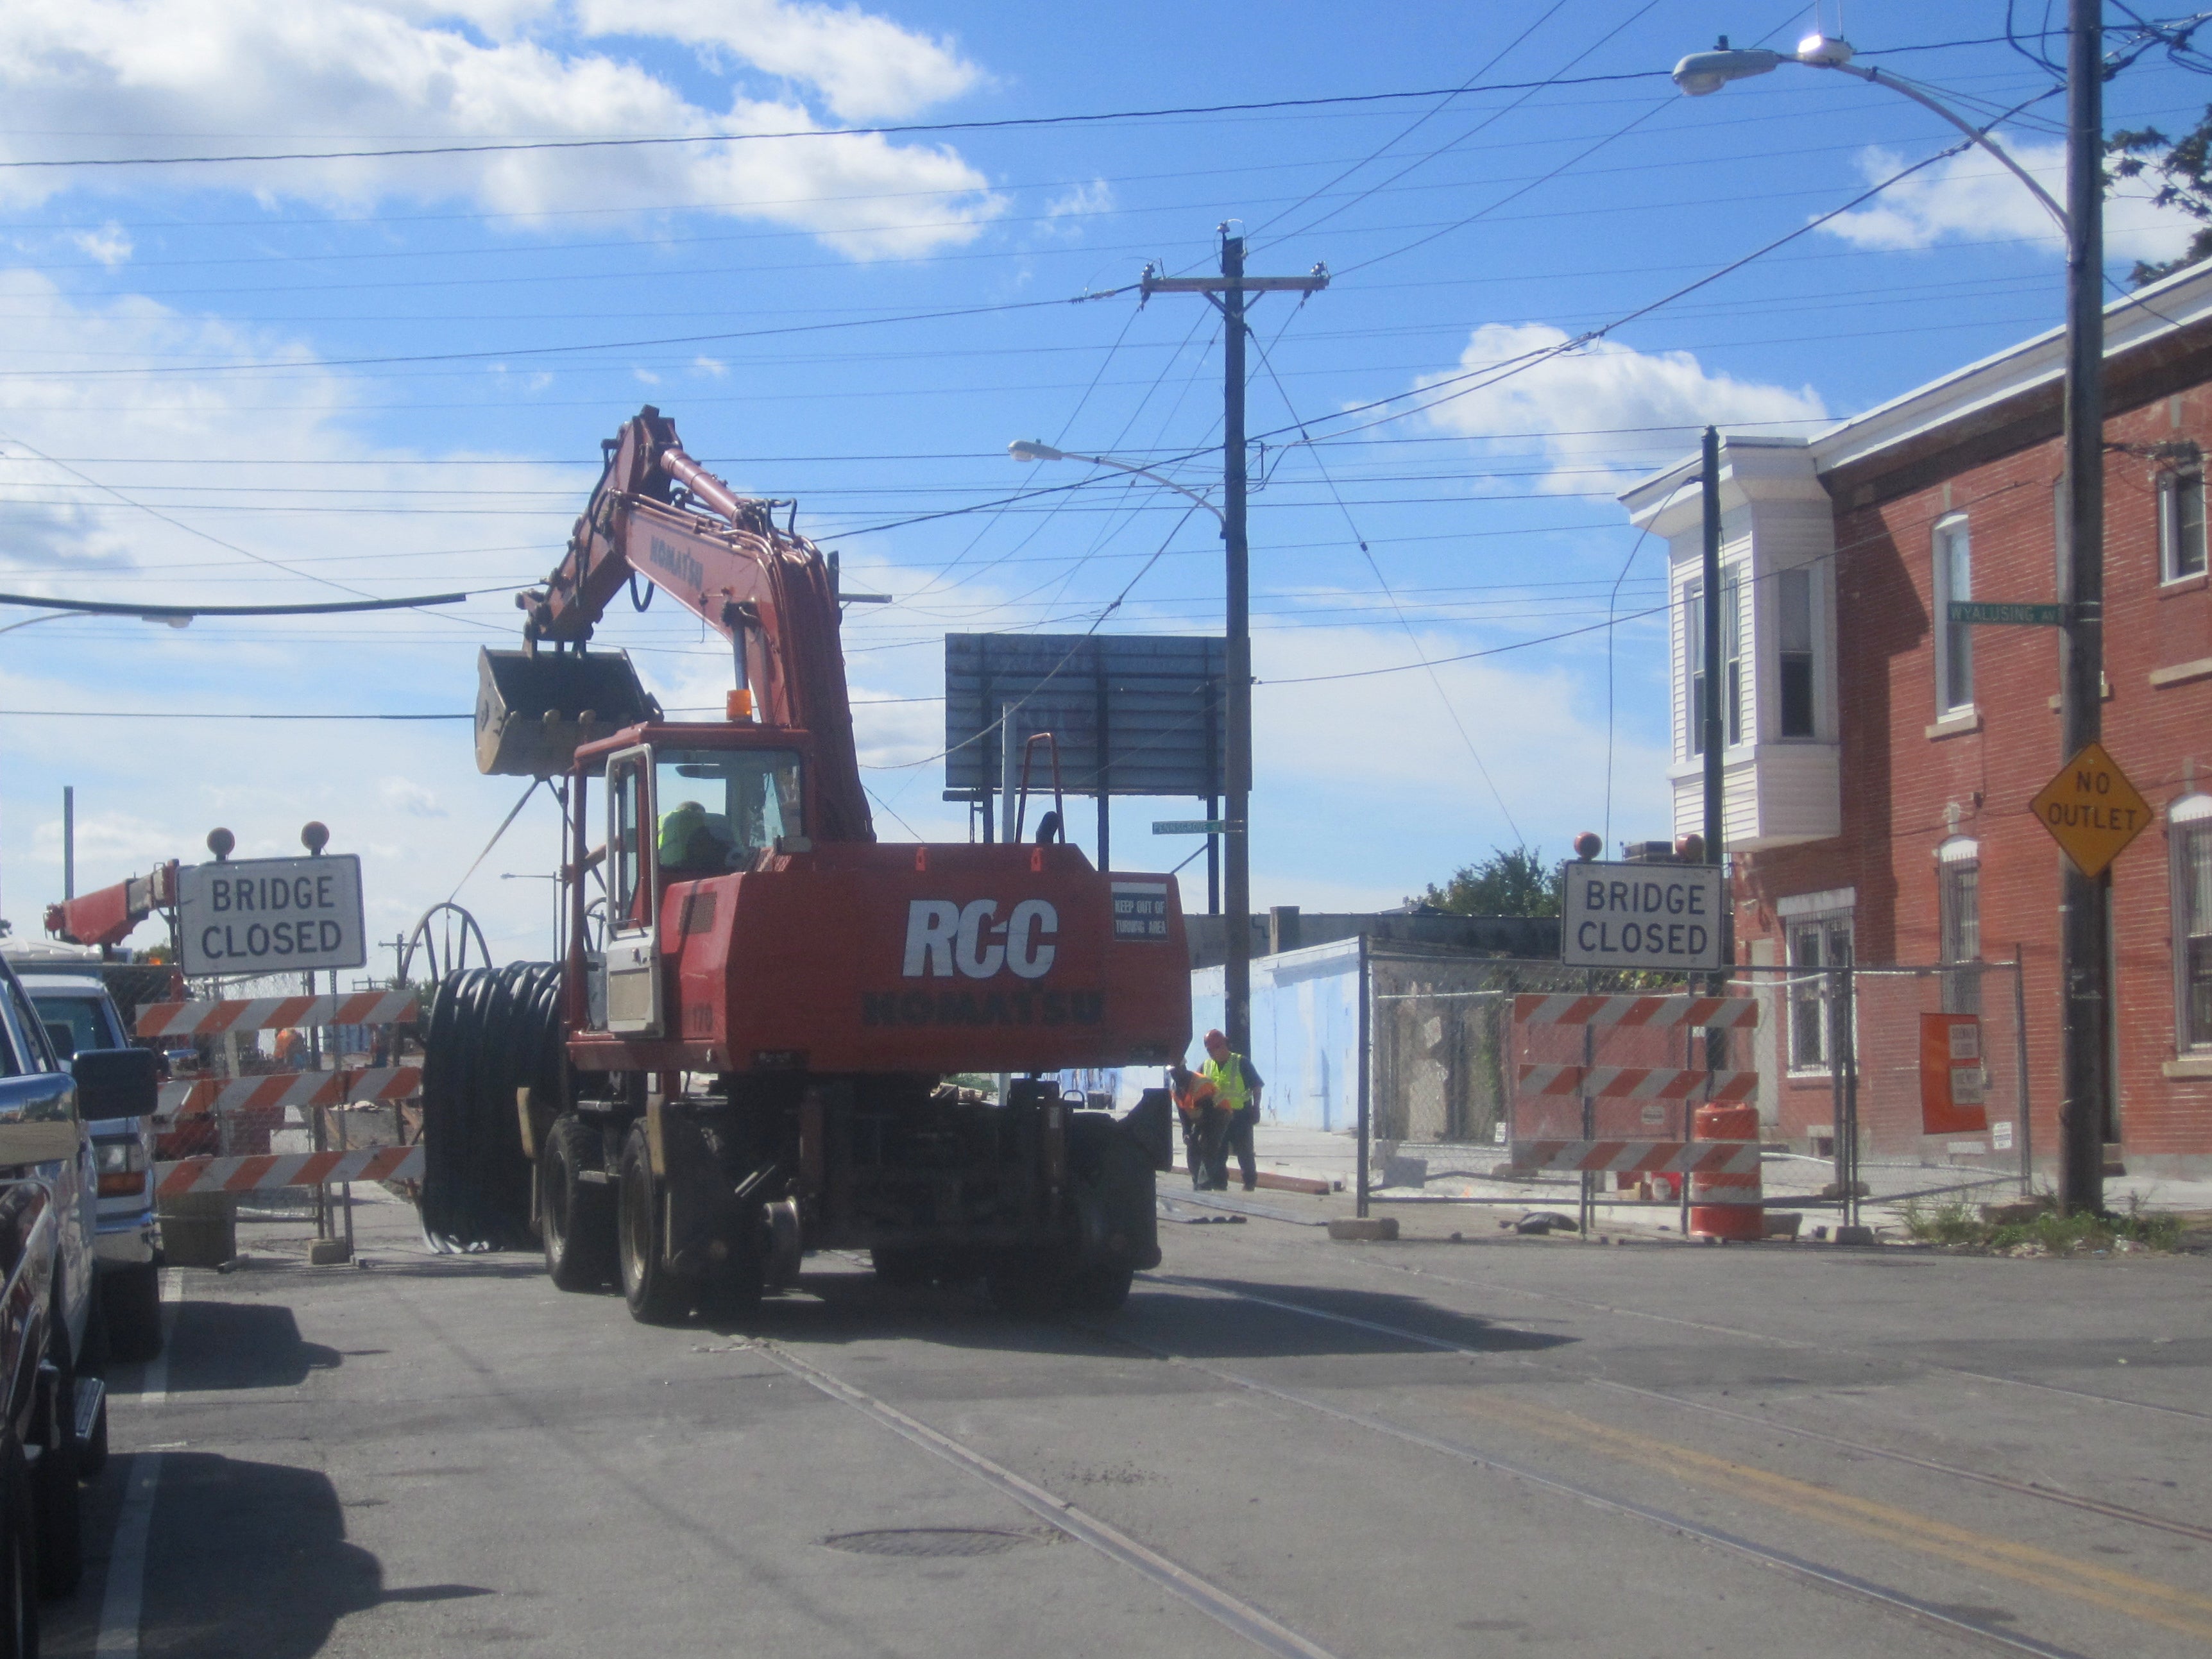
[1448, 1391, 2212, 1646]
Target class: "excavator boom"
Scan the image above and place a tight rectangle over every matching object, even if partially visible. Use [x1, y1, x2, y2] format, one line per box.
[507, 406, 871, 842]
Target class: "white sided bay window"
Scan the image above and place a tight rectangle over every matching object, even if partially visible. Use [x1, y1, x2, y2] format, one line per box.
[1629, 439, 1841, 851]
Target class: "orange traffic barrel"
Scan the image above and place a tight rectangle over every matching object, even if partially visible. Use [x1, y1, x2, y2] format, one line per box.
[1688, 1101, 1764, 1241]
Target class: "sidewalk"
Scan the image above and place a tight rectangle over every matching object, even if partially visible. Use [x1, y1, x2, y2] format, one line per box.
[1237, 1122, 2212, 1241]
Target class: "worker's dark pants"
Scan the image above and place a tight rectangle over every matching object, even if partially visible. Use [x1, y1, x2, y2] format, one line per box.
[1186, 1109, 1229, 1189]
[1223, 1103, 1259, 1191]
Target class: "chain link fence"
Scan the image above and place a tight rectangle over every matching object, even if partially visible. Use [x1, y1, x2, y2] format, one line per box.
[1365, 953, 2029, 1210]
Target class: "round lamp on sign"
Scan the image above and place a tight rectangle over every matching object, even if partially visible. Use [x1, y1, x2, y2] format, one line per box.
[1573, 831, 1603, 862]
[301, 821, 330, 856]
[1675, 833, 1705, 864]
[206, 828, 234, 862]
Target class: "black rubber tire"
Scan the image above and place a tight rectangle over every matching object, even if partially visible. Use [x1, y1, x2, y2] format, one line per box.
[541, 1117, 616, 1292]
[98, 1266, 162, 1366]
[617, 1125, 689, 1325]
[31, 1320, 79, 1601]
[1064, 1265, 1134, 1313]
[0, 1442, 37, 1659]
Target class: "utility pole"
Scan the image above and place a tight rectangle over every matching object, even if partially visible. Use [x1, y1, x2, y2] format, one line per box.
[2059, 0, 2109, 1215]
[1142, 229, 1327, 1053]
[62, 786, 74, 901]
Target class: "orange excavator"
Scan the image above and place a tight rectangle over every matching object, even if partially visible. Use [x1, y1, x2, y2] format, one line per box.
[421, 407, 1187, 1320]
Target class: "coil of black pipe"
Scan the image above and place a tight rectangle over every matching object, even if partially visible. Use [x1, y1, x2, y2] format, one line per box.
[417, 961, 565, 1252]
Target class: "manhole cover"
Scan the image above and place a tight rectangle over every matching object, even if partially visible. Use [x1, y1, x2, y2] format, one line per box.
[821, 1527, 1039, 1558]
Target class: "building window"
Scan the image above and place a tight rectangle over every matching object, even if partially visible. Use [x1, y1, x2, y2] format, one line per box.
[1939, 837, 1981, 1016]
[1777, 566, 1816, 739]
[1933, 515, 1973, 715]
[1787, 908, 1855, 1072]
[2172, 795, 2212, 1050]
[1685, 572, 1743, 756]
[2160, 462, 2206, 583]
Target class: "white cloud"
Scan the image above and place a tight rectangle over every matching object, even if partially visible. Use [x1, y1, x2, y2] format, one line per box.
[574, 0, 983, 121]
[1820, 140, 2197, 264]
[0, 273, 609, 957]
[1037, 179, 1114, 241]
[379, 777, 445, 818]
[1249, 619, 1672, 899]
[0, 1, 1002, 259]
[69, 224, 132, 268]
[1413, 323, 1828, 492]
[692, 355, 729, 377]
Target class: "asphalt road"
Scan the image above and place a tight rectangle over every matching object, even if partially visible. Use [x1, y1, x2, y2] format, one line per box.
[47, 1193, 2212, 1659]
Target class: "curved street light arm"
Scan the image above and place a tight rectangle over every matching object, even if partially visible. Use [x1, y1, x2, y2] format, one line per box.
[1008, 441, 1227, 527]
[1818, 62, 2070, 235]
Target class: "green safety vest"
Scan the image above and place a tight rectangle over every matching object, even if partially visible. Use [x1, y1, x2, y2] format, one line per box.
[1201, 1053, 1252, 1113]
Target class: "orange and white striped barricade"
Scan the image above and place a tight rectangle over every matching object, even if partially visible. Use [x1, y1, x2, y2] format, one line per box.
[1687, 1102, 1764, 1241]
[155, 1145, 423, 1198]
[139, 994, 421, 1248]
[1510, 993, 1761, 1224]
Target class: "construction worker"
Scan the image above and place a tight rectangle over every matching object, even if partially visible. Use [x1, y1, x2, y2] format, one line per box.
[1198, 1028, 1265, 1192]
[1167, 1062, 1223, 1190]
[657, 799, 731, 873]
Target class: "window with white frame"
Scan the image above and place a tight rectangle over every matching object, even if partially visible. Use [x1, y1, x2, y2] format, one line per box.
[1777, 565, 1817, 739]
[1938, 837, 1981, 1016]
[1685, 571, 1743, 755]
[2172, 794, 2212, 1050]
[1784, 898, 1855, 1072]
[1933, 514, 1973, 715]
[2160, 458, 2207, 584]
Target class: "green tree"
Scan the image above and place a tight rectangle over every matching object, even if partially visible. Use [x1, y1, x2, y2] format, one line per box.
[1413, 846, 1562, 917]
[2110, 116, 2212, 285]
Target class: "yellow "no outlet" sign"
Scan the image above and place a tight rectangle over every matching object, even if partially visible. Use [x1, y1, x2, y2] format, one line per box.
[2030, 742, 2151, 878]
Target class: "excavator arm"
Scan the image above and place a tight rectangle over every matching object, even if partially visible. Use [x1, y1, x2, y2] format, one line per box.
[511, 406, 873, 844]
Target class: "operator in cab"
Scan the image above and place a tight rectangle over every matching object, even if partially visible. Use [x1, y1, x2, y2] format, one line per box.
[657, 798, 733, 876]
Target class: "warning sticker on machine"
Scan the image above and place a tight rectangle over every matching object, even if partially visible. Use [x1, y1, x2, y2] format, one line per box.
[1112, 880, 1170, 940]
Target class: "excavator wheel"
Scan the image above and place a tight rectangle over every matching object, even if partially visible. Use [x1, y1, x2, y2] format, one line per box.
[541, 1115, 616, 1292]
[617, 1125, 690, 1325]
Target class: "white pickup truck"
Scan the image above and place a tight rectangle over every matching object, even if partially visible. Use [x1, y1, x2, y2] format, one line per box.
[6, 951, 163, 1362]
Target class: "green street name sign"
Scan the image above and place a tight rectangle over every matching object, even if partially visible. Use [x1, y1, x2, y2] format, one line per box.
[1152, 819, 1238, 835]
[1948, 601, 2064, 627]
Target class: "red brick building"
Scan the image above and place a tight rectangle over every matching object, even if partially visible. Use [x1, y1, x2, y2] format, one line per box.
[1622, 264, 2212, 1177]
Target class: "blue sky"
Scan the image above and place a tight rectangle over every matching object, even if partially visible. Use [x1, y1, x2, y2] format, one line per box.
[0, 0, 2204, 967]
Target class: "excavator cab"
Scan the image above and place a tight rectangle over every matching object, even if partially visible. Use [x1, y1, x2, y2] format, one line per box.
[585, 724, 819, 1037]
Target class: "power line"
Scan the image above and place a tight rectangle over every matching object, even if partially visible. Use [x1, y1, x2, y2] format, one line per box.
[0, 72, 1680, 173]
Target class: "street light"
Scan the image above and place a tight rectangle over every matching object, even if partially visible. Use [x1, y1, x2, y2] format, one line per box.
[1672, 9, 2110, 1214]
[1008, 440, 1227, 525]
[1671, 33, 2068, 232]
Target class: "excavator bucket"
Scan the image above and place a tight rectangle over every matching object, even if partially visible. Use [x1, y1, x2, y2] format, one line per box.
[474, 648, 658, 778]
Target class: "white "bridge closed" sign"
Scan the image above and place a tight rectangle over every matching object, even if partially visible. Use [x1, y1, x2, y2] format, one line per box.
[178, 855, 368, 977]
[1561, 861, 1725, 971]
